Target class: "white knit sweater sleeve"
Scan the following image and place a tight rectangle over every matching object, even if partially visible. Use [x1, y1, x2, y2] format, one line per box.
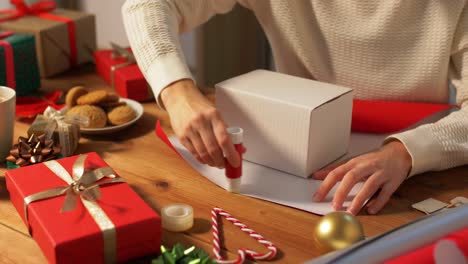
[387, 6, 468, 177]
[122, 0, 238, 107]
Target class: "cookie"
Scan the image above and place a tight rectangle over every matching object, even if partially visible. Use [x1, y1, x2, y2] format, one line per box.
[107, 105, 136, 126]
[100, 101, 127, 108]
[66, 105, 107, 128]
[103, 92, 120, 103]
[98, 92, 121, 108]
[65, 86, 88, 108]
[77, 90, 109, 105]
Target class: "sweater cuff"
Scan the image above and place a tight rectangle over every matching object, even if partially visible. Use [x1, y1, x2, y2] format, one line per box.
[384, 124, 441, 177]
[146, 53, 194, 109]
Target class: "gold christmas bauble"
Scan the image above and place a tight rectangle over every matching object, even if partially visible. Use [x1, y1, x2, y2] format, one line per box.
[314, 211, 365, 253]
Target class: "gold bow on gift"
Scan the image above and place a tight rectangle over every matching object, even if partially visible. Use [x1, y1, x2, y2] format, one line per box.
[43, 106, 89, 130]
[23, 154, 125, 264]
[42, 106, 89, 157]
[110, 42, 136, 89]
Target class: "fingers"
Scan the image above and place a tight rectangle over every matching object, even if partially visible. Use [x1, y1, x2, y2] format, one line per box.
[190, 111, 225, 167]
[312, 162, 342, 180]
[180, 137, 204, 164]
[367, 182, 398, 214]
[332, 165, 373, 211]
[313, 162, 352, 202]
[177, 107, 239, 169]
[211, 114, 240, 168]
[178, 109, 223, 167]
[188, 131, 215, 166]
[198, 124, 225, 168]
[346, 174, 383, 215]
[313, 146, 407, 215]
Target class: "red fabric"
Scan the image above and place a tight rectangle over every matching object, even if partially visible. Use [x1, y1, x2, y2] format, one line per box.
[385, 228, 468, 264]
[351, 100, 454, 133]
[15, 90, 63, 118]
[5, 152, 161, 264]
[225, 144, 246, 179]
[0, 0, 77, 66]
[94, 49, 150, 102]
[0, 31, 16, 89]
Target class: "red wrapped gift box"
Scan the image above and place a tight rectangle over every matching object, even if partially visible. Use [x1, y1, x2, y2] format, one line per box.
[94, 47, 153, 102]
[5, 152, 161, 264]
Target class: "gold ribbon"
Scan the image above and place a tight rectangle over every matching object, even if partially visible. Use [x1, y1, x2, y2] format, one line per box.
[23, 154, 125, 264]
[110, 42, 136, 90]
[42, 106, 89, 157]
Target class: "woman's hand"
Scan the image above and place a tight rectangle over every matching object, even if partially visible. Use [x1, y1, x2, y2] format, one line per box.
[312, 141, 412, 215]
[161, 79, 240, 168]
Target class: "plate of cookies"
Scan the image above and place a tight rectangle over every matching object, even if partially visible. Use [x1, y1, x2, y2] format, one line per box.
[65, 86, 144, 134]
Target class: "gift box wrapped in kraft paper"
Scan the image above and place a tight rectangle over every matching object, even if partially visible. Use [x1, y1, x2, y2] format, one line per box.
[0, 31, 40, 96]
[5, 152, 161, 264]
[27, 106, 89, 157]
[216, 70, 353, 178]
[0, 2, 96, 77]
[94, 43, 153, 102]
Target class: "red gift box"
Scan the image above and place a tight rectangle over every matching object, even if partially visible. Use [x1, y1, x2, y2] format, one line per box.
[94, 46, 153, 102]
[5, 152, 161, 264]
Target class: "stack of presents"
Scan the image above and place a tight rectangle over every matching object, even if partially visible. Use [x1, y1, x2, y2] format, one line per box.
[0, 0, 150, 110]
[1, 1, 162, 263]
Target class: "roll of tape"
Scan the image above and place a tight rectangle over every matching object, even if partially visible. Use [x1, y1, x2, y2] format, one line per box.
[161, 204, 194, 232]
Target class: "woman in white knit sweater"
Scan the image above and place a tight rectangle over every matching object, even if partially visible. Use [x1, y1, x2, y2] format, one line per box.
[122, 1, 468, 215]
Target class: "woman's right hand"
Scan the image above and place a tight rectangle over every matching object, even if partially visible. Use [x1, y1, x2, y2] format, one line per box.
[161, 79, 240, 169]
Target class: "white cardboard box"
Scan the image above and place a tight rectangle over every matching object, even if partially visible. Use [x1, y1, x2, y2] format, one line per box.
[216, 70, 353, 177]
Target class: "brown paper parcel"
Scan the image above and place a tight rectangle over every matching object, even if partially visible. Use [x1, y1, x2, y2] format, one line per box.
[0, 8, 96, 77]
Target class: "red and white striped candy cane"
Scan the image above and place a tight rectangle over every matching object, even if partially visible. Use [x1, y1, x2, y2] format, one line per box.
[211, 207, 278, 264]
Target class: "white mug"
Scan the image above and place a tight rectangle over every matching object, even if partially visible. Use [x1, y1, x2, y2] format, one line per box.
[0, 86, 15, 162]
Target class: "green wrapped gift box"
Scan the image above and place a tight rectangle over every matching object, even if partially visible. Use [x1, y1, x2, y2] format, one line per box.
[0, 32, 40, 96]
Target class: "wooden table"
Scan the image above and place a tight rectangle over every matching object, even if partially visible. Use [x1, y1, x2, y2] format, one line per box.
[1, 67, 468, 264]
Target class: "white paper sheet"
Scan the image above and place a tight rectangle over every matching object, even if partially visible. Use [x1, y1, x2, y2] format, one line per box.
[169, 133, 385, 215]
[168, 109, 451, 215]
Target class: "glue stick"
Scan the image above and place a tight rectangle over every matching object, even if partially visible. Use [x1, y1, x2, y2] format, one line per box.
[225, 127, 246, 193]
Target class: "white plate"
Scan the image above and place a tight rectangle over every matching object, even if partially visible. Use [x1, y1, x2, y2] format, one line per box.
[80, 98, 144, 135]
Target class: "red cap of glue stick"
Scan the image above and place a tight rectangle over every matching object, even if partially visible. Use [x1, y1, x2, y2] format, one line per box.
[225, 127, 246, 193]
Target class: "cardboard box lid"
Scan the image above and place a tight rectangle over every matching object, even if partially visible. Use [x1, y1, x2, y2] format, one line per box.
[216, 69, 353, 110]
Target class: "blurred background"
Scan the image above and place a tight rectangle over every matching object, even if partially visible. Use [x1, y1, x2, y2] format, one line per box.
[0, 0, 272, 87]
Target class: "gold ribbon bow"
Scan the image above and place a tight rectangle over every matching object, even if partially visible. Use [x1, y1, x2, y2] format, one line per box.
[42, 106, 89, 156]
[110, 42, 136, 90]
[23, 154, 125, 264]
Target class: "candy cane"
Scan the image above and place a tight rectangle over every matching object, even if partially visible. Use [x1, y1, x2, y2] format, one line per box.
[211, 207, 278, 264]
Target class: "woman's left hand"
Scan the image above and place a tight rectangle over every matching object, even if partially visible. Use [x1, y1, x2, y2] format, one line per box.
[312, 141, 412, 215]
